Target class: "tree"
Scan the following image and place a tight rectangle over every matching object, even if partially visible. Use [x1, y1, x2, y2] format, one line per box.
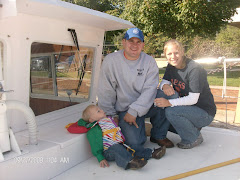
[63, 0, 115, 12]
[186, 25, 240, 59]
[216, 25, 240, 57]
[63, 0, 240, 58]
[64, 0, 240, 39]
[119, 0, 240, 39]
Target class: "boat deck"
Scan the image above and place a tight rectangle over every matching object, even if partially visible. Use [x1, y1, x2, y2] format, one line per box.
[52, 126, 240, 180]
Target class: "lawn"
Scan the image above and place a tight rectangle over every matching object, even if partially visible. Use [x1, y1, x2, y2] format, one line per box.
[207, 71, 240, 87]
[159, 69, 240, 87]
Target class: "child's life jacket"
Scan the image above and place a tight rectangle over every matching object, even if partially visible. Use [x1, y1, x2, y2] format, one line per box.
[97, 117, 125, 150]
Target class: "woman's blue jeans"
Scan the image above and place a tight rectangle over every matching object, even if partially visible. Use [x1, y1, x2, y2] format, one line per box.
[157, 89, 214, 144]
[103, 144, 133, 169]
[118, 103, 170, 160]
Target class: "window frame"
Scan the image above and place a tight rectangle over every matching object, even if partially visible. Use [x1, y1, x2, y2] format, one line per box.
[30, 42, 95, 104]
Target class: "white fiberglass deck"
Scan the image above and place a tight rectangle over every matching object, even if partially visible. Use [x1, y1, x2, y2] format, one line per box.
[52, 126, 240, 180]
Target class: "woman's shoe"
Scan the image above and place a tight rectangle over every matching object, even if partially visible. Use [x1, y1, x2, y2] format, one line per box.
[177, 134, 203, 149]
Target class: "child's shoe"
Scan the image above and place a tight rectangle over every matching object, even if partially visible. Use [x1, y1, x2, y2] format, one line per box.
[126, 157, 147, 170]
[152, 146, 166, 159]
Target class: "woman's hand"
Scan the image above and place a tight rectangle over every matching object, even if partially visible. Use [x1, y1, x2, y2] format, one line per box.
[154, 98, 172, 108]
[162, 84, 175, 96]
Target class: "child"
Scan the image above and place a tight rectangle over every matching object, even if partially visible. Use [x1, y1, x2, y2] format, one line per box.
[78, 104, 166, 170]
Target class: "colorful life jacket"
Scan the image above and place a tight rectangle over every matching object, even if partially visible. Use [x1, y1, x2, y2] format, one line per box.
[97, 117, 125, 151]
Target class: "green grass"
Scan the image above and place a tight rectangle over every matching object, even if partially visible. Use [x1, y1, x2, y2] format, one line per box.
[159, 69, 240, 87]
[159, 69, 165, 79]
[207, 71, 240, 87]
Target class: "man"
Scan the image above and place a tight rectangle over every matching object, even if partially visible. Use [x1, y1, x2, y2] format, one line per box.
[98, 28, 173, 160]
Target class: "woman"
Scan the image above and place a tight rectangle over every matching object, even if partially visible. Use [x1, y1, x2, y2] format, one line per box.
[155, 39, 216, 149]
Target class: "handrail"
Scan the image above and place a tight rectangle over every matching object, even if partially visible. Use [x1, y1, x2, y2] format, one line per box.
[196, 57, 240, 125]
[195, 57, 240, 98]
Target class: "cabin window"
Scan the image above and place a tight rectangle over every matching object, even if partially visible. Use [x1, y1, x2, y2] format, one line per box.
[30, 42, 94, 115]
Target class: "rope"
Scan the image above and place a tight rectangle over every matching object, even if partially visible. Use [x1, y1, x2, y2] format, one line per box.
[123, 143, 136, 157]
[159, 158, 240, 180]
[207, 62, 240, 75]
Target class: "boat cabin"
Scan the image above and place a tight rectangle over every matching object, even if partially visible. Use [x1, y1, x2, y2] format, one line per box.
[0, 0, 133, 179]
[1, 1, 240, 180]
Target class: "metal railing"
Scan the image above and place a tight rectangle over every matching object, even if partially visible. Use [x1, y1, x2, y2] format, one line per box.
[196, 57, 240, 127]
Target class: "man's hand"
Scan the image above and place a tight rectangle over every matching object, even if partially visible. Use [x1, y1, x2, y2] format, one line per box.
[113, 116, 119, 126]
[162, 84, 175, 96]
[100, 159, 109, 168]
[154, 98, 172, 108]
[124, 113, 139, 128]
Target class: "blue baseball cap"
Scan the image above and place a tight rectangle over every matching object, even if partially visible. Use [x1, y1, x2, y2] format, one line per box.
[124, 28, 144, 42]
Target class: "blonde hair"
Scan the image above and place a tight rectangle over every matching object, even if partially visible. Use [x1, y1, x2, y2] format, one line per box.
[164, 39, 186, 69]
[82, 104, 96, 122]
[163, 39, 184, 57]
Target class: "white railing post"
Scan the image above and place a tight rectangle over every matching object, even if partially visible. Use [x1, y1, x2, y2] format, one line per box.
[222, 57, 227, 98]
[222, 57, 228, 125]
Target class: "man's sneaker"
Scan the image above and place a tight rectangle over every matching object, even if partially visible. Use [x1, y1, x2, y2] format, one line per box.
[150, 137, 174, 148]
[177, 134, 203, 149]
[126, 157, 147, 170]
[152, 146, 166, 159]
